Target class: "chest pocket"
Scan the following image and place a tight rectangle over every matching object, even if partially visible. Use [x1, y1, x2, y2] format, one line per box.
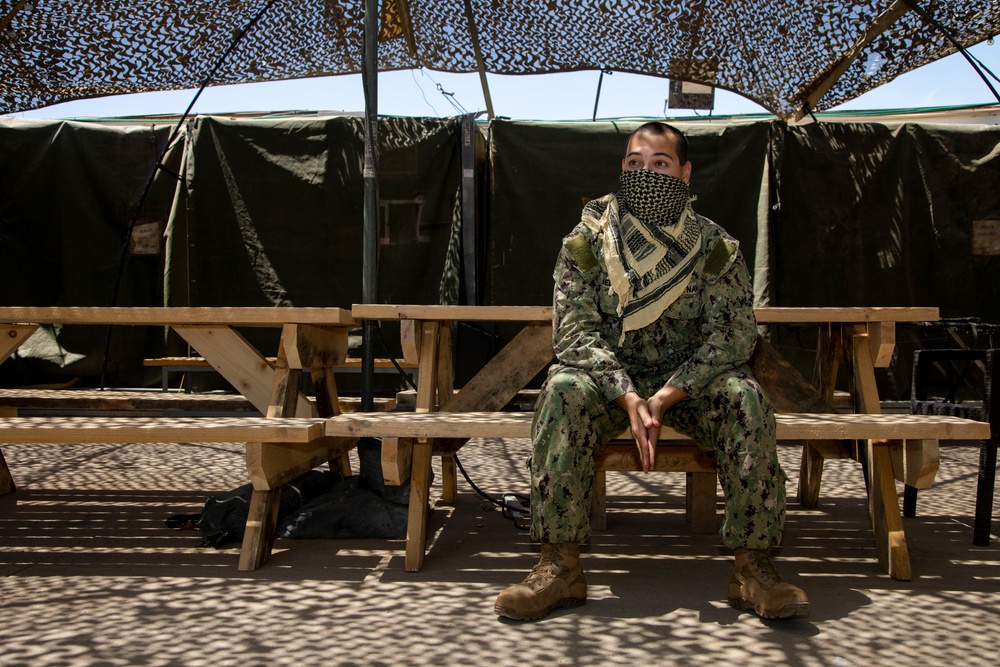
[597, 276, 619, 315]
[661, 280, 704, 322]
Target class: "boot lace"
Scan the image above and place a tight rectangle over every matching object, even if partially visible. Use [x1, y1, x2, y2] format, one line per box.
[522, 551, 566, 589]
[746, 551, 783, 588]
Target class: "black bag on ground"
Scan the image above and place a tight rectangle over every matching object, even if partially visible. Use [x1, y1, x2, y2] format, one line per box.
[198, 469, 342, 548]
[357, 436, 412, 506]
[277, 475, 409, 540]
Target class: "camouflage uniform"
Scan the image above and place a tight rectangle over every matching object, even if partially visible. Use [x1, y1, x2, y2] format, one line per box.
[530, 194, 786, 551]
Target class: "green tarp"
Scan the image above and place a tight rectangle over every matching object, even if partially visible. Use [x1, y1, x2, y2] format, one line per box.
[0, 115, 462, 388]
[2, 115, 998, 399]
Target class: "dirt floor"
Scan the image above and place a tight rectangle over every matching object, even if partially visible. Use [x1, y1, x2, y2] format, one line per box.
[0, 436, 997, 667]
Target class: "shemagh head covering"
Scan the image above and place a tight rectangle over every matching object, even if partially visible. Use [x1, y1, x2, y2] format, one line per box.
[601, 168, 702, 337]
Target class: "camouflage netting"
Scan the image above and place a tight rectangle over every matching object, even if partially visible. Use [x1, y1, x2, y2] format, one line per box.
[1, 0, 998, 118]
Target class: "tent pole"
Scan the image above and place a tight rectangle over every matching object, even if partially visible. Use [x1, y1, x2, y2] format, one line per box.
[592, 69, 610, 121]
[361, 0, 378, 412]
[462, 0, 495, 119]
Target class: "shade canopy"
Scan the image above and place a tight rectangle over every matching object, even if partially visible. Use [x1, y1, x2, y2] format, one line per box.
[1, 0, 998, 119]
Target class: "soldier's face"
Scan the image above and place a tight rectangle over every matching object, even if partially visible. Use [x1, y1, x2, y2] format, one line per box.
[622, 132, 691, 183]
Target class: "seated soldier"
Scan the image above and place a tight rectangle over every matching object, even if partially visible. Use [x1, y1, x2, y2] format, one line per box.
[494, 122, 809, 622]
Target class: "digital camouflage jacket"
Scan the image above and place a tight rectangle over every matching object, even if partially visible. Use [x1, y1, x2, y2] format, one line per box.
[551, 193, 758, 403]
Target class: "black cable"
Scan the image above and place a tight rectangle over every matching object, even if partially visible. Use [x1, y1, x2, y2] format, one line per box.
[374, 321, 418, 392]
[900, 0, 1000, 104]
[967, 48, 1000, 87]
[99, 0, 282, 389]
[452, 453, 530, 530]
[370, 321, 526, 528]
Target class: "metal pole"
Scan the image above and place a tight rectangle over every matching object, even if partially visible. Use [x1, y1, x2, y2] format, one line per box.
[361, 0, 378, 411]
[460, 114, 478, 305]
[592, 69, 606, 121]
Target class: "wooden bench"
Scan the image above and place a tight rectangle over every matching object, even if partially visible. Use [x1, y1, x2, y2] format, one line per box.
[3, 411, 985, 576]
[0, 415, 354, 571]
[144, 356, 418, 392]
[322, 410, 991, 578]
[0, 388, 395, 417]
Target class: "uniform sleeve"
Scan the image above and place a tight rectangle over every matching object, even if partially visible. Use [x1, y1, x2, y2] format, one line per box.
[551, 237, 637, 403]
[665, 247, 758, 397]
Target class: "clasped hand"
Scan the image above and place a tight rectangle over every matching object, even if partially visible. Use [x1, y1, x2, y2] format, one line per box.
[615, 385, 688, 473]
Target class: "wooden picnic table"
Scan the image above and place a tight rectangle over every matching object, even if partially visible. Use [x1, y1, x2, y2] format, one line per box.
[351, 303, 942, 579]
[0, 306, 360, 569]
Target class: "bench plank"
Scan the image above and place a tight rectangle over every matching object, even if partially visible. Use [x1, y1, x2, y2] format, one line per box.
[0, 306, 356, 327]
[144, 356, 417, 369]
[351, 304, 940, 324]
[0, 416, 326, 444]
[323, 411, 990, 441]
[0, 388, 393, 415]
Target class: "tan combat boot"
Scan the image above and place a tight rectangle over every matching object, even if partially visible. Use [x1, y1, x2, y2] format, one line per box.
[494, 542, 587, 621]
[728, 548, 810, 619]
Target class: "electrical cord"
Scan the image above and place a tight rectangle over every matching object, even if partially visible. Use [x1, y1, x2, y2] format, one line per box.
[375, 321, 418, 392]
[373, 320, 528, 529]
[453, 453, 530, 530]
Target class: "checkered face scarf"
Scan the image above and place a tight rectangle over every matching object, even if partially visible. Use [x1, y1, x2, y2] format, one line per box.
[602, 169, 702, 338]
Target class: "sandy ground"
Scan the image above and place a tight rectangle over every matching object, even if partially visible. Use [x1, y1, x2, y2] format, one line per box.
[0, 436, 997, 667]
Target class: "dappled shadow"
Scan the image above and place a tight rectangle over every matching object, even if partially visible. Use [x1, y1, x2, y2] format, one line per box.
[0, 437, 997, 666]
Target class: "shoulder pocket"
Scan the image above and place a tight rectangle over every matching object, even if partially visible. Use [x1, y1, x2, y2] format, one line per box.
[564, 234, 599, 272]
[702, 237, 739, 283]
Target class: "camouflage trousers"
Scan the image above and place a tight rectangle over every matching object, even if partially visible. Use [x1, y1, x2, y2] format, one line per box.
[529, 364, 786, 550]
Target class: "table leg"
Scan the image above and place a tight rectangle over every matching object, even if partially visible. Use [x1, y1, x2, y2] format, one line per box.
[239, 487, 283, 571]
[311, 365, 351, 475]
[798, 442, 824, 508]
[403, 320, 555, 571]
[869, 441, 912, 580]
[798, 326, 842, 503]
[852, 326, 912, 580]
[416, 321, 441, 412]
[239, 323, 352, 571]
[405, 438, 434, 572]
[173, 325, 312, 416]
[441, 454, 457, 504]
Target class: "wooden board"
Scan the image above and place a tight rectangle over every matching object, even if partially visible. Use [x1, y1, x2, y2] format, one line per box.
[351, 304, 552, 322]
[350, 304, 939, 325]
[0, 416, 326, 444]
[595, 443, 716, 472]
[324, 411, 989, 441]
[246, 435, 358, 490]
[0, 306, 356, 327]
[0, 325, 38, 364]
[0, 388, 393, 414]
[755, 307, 938, 323]
[143, 356, 416, 369]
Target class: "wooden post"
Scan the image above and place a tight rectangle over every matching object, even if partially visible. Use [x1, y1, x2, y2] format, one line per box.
[852, 326, 911, 580]
[405, 438, 434, 572]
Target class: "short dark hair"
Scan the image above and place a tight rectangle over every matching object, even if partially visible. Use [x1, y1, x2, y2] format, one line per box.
[626, 122, 688, 165]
